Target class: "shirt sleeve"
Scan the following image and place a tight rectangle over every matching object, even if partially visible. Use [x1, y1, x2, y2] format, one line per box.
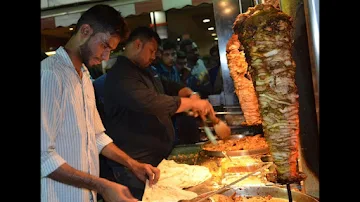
[41, 70, 66, 178]
[160, 77, 187, 96]
[93, 103, 113, 153]
[109, 67, 181, 117]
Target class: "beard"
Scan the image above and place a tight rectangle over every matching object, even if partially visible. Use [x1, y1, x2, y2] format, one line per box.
[79, 38, 93, 68]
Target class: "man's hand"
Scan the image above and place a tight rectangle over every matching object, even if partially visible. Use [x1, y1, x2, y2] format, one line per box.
[100, 180, 138, 202]
[191, 99, 215, 118]
[129, 160, 160, 186]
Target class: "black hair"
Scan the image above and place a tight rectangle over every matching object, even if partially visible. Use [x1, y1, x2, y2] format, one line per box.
[125, 26, 161, 46]
[179, 39, 193, 53]
[161, 39, 177, 51]
[177, 51, 187, 59]
[74, 4, 129, 39]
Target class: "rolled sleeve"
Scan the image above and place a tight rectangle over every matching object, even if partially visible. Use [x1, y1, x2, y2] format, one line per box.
[41, 70, 65, 177]
[96, 132, 113, 153]
[41, 151, 66, 178]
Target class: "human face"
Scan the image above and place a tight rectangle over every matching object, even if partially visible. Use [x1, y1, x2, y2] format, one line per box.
[185, 44, 199, 64]
[135, 38, 158, 68]
[80, 32, 121, 68]
[162, 49, 176, 67]
[176, 58, 187, 71]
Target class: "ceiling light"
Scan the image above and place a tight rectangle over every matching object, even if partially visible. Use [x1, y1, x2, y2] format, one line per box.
[214, 37, 218, 40]
[203, 19, 210, 23]
[69, 27, 74, 31]
[177, 38, 180, 41]
[224, 8, 232, 14]
[208, 27, 214, 31]
[45, 51, 56, 56]
[211, 33, 217, 36]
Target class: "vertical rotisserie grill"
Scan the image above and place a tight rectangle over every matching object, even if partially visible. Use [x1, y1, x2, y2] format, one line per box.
[232, 4, 305, 184]
[226, 34, 262, 126]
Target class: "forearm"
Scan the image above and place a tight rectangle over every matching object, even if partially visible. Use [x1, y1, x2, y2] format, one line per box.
[48, 163, 108, 194]
[175, 97, 194, 113]
[100, 143, 135, 169]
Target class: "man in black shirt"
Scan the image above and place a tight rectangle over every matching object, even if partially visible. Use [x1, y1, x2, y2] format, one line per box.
[101, 26, 215, 200]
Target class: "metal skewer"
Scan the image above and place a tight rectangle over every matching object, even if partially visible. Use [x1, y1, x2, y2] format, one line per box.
[222, 151, 232, 162]
[286, 183, 293, 202]
[192, 162, 273, 202]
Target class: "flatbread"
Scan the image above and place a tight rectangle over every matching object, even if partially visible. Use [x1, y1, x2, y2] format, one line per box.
[156, 159, 212, 188]
[141, 159, 212, 202]
[142, 180, 198, 202]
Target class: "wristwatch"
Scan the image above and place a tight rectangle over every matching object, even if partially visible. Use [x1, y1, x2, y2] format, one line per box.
[189, 92, 200, 97]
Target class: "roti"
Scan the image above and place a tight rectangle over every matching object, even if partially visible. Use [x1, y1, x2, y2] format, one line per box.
[141, 159, 212, 202]
[142, 180, 198, 202]
[156, 159, 212, 188]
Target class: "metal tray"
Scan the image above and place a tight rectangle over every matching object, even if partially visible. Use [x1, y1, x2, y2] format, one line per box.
[220, 186, 319, 202]
[200, 134, 269, 157]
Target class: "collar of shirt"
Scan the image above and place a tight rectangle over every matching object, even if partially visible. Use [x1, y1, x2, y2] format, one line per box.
[54, 46, 91, 81]
[159, 63, 176, 74]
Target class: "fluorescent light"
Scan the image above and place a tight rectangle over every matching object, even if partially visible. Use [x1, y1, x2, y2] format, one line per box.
[45, 51, 56, 56]
[211, 33, 217, 36]
[224, 8, 232, 14]
[203, 19, 210, 23]
[208, 27, 214, 31]
[214, 37, 218, 40]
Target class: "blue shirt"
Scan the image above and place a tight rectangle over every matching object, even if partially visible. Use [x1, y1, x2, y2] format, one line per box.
[154, 63, 181, 84]
[93, 73, 107, 104]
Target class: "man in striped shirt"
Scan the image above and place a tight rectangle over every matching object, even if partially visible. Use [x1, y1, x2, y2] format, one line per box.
[41, 5, 160, 202]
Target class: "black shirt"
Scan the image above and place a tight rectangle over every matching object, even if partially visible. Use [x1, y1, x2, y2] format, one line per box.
[104, 56, 184, 167]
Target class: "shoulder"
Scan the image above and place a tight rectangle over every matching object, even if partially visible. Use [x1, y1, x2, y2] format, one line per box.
[41, 56, 63, 83]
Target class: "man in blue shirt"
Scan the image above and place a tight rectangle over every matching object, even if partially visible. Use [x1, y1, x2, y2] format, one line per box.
[153, 39, 181, 84]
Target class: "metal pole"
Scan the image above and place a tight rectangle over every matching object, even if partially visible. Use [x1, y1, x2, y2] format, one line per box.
[212, 0, 241, 106]
[152, 11, 157, 32]
[303, 0, 319, 95]
[238, 0, 243, 13]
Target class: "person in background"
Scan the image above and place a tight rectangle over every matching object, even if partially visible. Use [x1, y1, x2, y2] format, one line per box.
[179, 39, 212, 98]
[153, 39, 181, 84]
[207, 45, 223, 94]
[176, 50, 191, 85]
[152, 44, 162, 67]
[41, 5, 159, 202]
[101, 26, 216, 200]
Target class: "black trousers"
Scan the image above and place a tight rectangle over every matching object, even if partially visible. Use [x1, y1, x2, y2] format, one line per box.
[98, 156, 145, 201]
[111, 166, 145, 200]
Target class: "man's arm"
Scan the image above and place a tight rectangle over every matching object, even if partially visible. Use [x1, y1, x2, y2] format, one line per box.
[109, 67, 181, 117]
[100, 143, 160, 185]
[48, 164, 137, 201]
[41, 70, 66, 178]
[108, 65, 213, 119]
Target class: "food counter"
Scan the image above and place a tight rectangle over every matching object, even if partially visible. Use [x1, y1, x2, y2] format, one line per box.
[165, 104, 317, 201]
[166, 141, 318, 201]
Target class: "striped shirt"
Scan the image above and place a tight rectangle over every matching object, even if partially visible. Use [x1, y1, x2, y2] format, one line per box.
[41, 47, 113, 202]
